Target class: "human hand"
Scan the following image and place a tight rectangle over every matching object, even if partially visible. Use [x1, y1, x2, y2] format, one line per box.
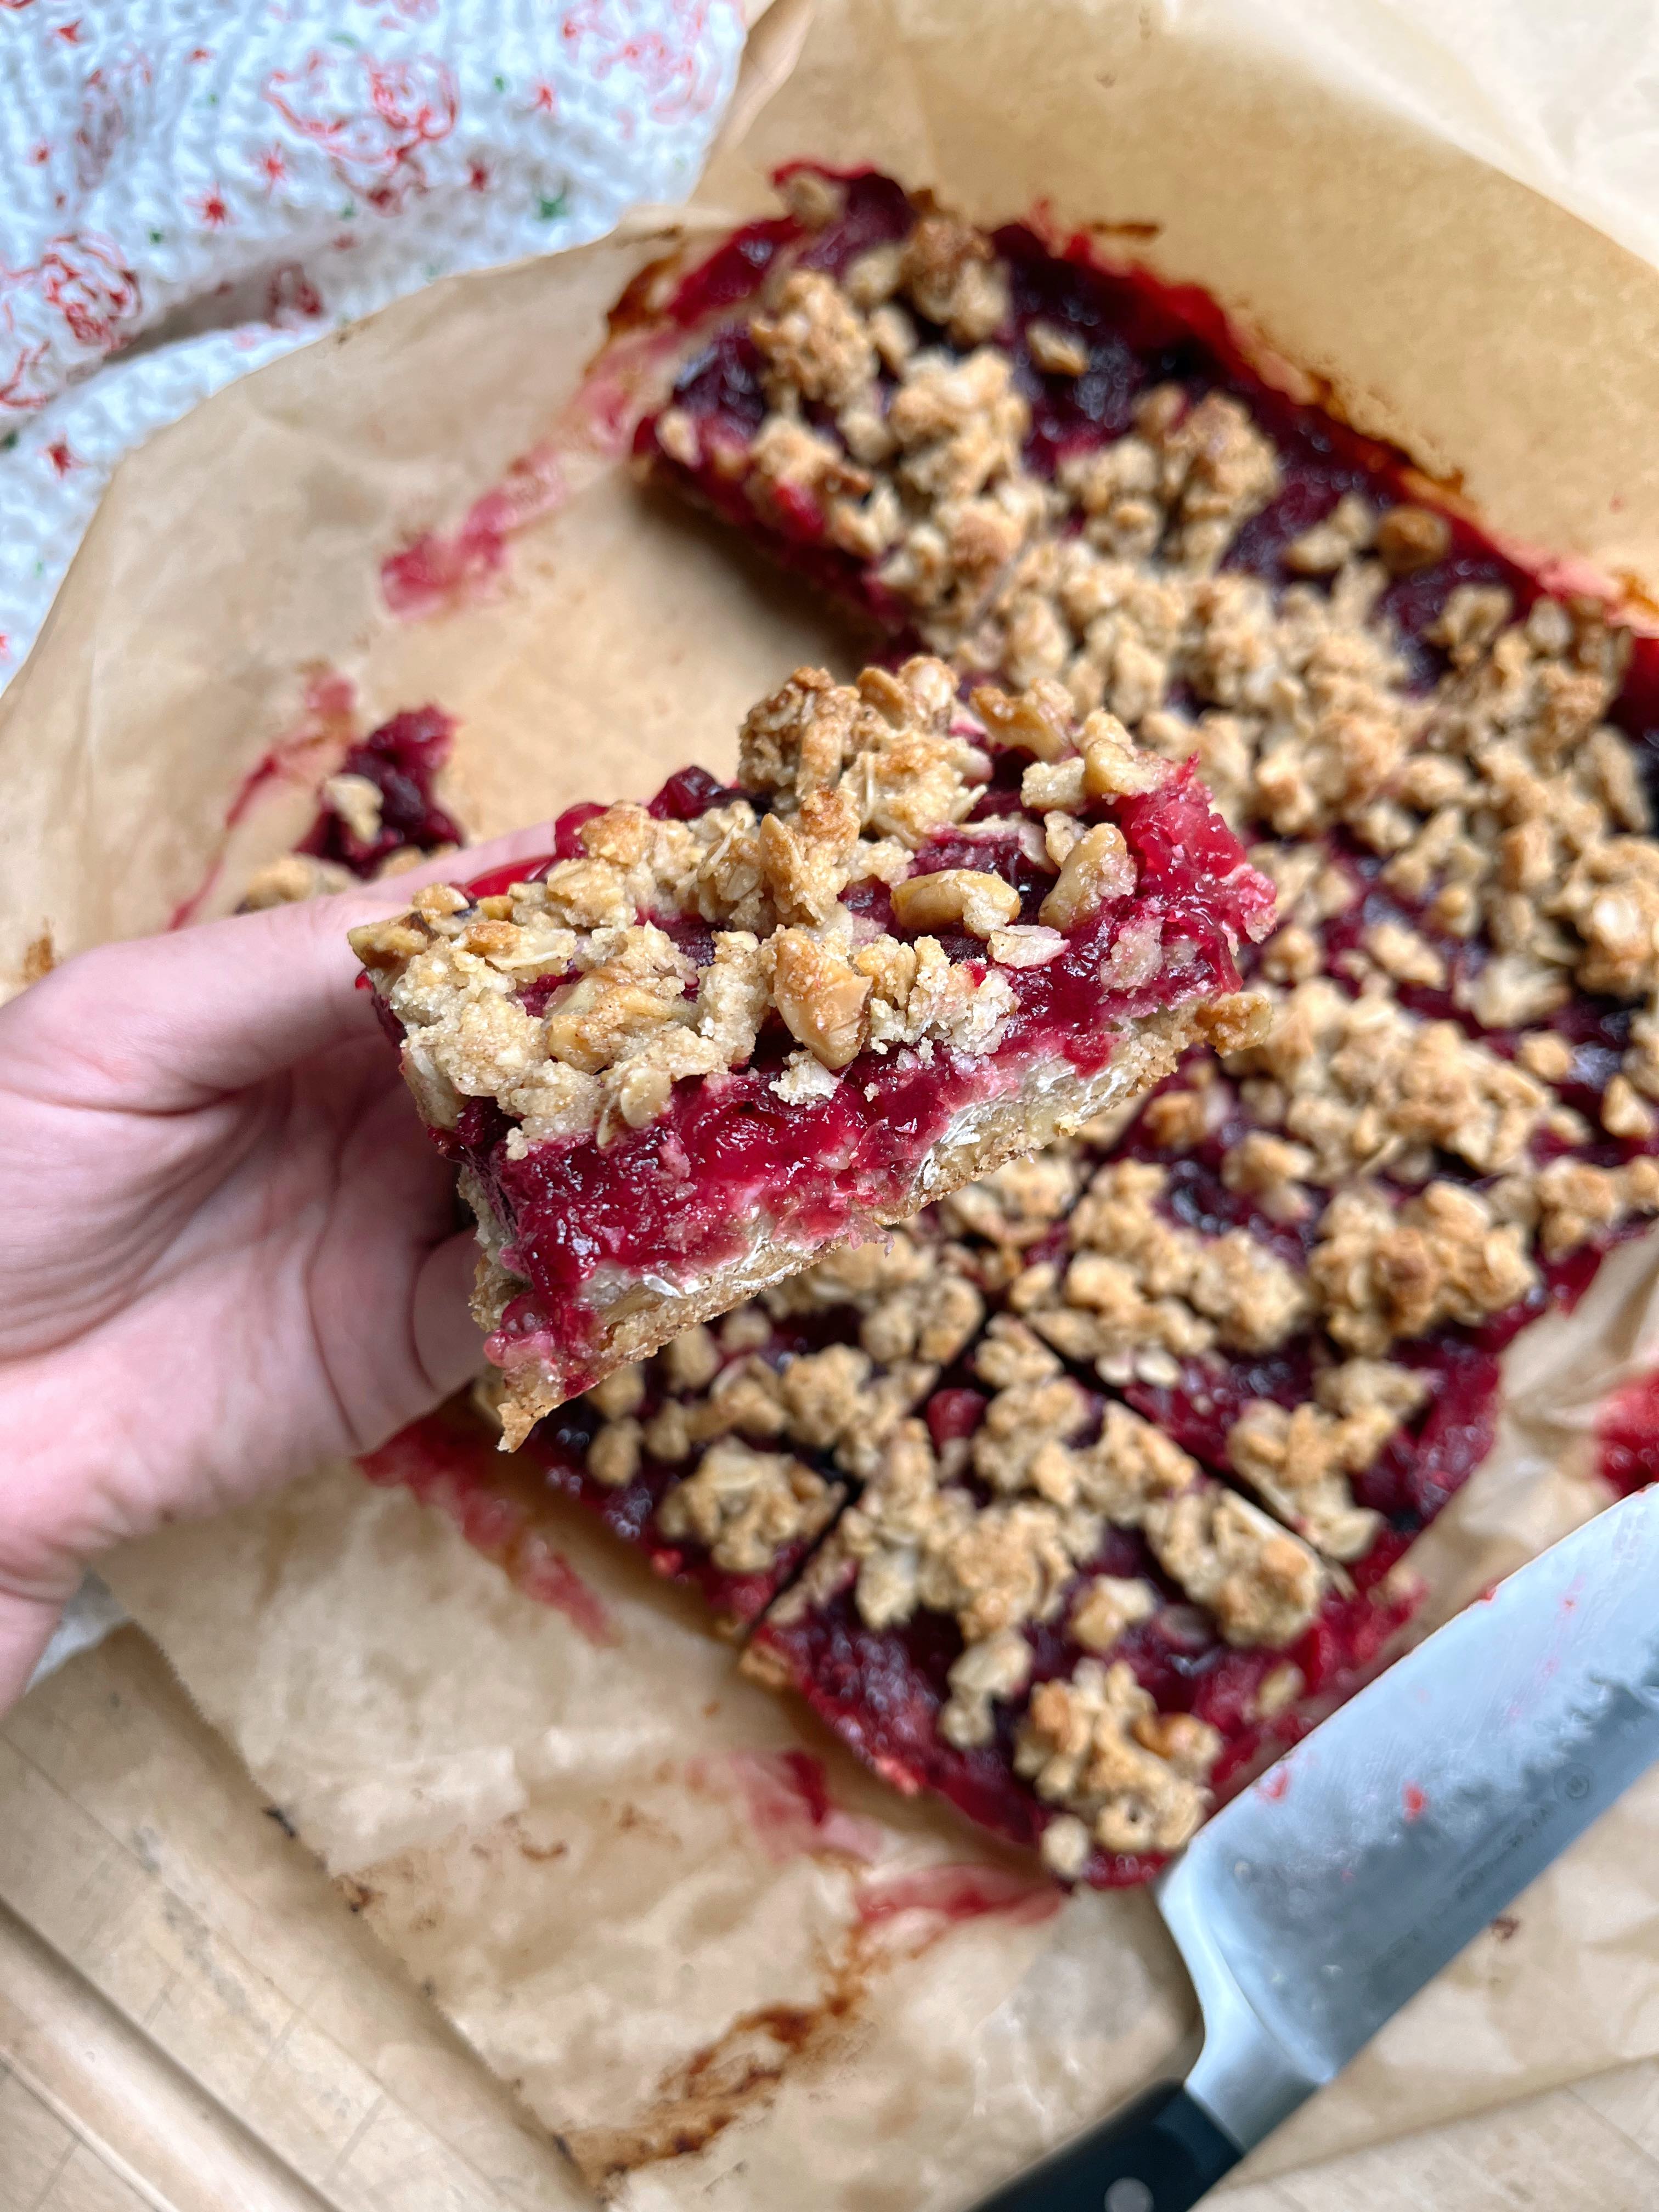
[0, 828, 551, 1707]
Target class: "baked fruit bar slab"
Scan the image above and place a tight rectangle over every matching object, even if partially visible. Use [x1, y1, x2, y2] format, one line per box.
[631, 170, 1659, 1857]
[357, 166, 1659, 1892]
[630, 172, 1659, 1579]
[353, 659, 1273, 1443]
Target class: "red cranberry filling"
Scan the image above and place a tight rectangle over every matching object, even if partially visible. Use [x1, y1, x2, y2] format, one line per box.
[444, 754, 1259, 1372]
[298, 704, 462, 875]
[749, 1486, 1417, 1889]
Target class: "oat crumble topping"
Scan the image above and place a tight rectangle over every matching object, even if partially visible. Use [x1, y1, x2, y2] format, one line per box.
[642, 201, 1659, 1631]
[353, 657, 1256, 1153]
[365, 183, 1659, 1891]
[1018, 1660, 1221, 1865]
[653, 1438, 838, 1576]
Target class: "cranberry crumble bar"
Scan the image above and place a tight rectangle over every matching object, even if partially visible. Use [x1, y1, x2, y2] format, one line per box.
[352, 660, 1273, 1444]
[358, 166, 1659, 1889]
[629, 172, 1659, 1582]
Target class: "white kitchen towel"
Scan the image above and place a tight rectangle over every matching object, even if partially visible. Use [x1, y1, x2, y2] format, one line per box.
[0, 0, 745, 691]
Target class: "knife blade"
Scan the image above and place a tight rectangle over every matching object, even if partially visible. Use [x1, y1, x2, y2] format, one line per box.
[973, 1485, 1659, 2212]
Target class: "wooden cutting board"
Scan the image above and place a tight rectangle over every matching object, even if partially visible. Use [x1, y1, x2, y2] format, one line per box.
[4, 1627, 1657, 2212]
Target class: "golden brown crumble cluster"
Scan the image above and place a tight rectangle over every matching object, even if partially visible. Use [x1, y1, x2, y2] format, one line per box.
[1226, 1361, 1427, 1562]
[349, 657, 1250, 1150]
[1019, 1663, 1222, 1875]
[809, 1366, 1320, 1869]
[658, 207, 1307, 691]
[838, 1386, 1229, 1666]
[1242, 580, 1659, 1313]
[575, 1217, 1326, 1862]
[567, 1238, 975, 1576]
[1003, 1154, 1312, 1387]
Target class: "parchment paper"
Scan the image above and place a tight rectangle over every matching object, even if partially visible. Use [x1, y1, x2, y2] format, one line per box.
[11, 1, 1659, 2201]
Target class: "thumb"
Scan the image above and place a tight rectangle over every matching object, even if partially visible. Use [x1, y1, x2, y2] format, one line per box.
[411, 1229, 490, 1405]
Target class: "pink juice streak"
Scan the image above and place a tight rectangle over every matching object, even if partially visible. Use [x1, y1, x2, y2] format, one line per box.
[359, 1409, 619, 1648]
[167, 672, 359, 929]
[376, 269, 733, 625]
[381, 444, 567, 618]
[720, 1748, 885, 1865]
[854, 1860, 1063, 1928]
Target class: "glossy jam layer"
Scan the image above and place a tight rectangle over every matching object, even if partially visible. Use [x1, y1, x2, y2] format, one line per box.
[299, 703, 461, 874]
[448, 758, 1261, 1380]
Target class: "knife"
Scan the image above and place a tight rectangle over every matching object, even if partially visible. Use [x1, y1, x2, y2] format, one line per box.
[974, 1484, 1659, 2212]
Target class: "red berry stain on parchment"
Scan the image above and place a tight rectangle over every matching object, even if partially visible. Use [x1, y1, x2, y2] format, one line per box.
[714, 1747, 885, 1867]
[381, 442, 566, 617]
[167, 669, 358, 928]
[378, 226, 789, 624]
[360, 1404, 619, 1648]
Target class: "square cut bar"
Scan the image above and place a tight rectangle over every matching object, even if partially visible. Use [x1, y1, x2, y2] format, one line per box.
[739, 1317, 1409, 1888]
[352, 658, 1274, 1444]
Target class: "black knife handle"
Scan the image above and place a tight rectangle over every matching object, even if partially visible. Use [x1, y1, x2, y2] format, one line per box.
[970, 2081, 1242, 2212]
